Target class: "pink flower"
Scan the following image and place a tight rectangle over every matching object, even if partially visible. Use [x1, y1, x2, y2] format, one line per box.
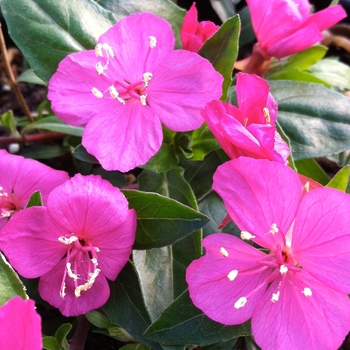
[202, 73, 289, 163]
[48, 13, 223, 172]
[180, 3, 219, 52]
[247, 0, 346, 59]
[186, 157, 350, 350]
[0, 296, 42, 350]
[0, 150, 69, 231]
[0, 174, 137, 316]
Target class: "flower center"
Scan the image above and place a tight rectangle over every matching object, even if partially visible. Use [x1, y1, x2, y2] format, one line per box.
[221, 223, 312, 310]
[91, 36, 157, 106]
[0, 186, 17, 219]
[58, 234, 101, 299]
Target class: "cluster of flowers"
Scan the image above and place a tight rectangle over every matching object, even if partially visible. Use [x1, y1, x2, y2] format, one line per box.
[0, 0, 348, 349]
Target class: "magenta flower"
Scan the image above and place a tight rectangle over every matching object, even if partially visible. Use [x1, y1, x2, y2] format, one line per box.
[247, 0, 346, 59]
[0, 150, 69, 231]
[0, 296, 42, 350]
[48, 13, 223, 172]
[202, 73, 289, 163]
[180, 3, 219, 52]
[0, 174, 136, 316]
[186, 157, 350, 350]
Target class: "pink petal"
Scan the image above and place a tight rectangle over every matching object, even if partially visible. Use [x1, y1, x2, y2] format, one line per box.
[91, 209, 137, 280]
[0, 207, 67, 278]
[47, 174, 130, 236]
[147, 50, 223, 131]
[252, 271, 350, 350]
[82, 101, 163, 172]
[212, 158, 302, 249]
[0, 150, 22, 193]
[39, 259, 110, 317]
[186, 233, 271, 325]
[292, 188, 350, 293]
[0, 297, 42, 350]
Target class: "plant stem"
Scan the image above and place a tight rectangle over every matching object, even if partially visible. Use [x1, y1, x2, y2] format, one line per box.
[0, 23, 34, 123]
[69, 316, 90, 350]
[0, 132, 66, 145]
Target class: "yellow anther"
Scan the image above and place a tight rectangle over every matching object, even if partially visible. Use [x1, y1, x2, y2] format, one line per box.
[263, 107, 271, 123]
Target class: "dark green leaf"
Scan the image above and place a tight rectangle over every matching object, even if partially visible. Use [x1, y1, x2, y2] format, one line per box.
[1, 0, 118, 82]
[141, 144, 178, 173]
[103, 261, 162, 350]
[326, 165, 350, 191]
[190, 124, 220, 161]
[268, 80, 350, 160]
[238, 6, 255, 47]
[92, 167, 127, 187]
[22, 116, 84, 137]
[43, 337, 60, 350]
[199, 15, 240, 101]
[0, 253, 27, 306]
[122, 190, 208, 249]
[17, 69, 47, 85]
[73, 144, 99, 164]
[96, 0, 185, 48]
[294, 159, 329, 185]
[86, 310, 114, 329]
[201, 338, 238, 350]
[144, 290, 251, 346]
[21, 145, 69, 159]
[25, 190, 43, 208]
[119, 344, 151, 350]
[54, 323, 72, 350]
[269, 69, 330, 87]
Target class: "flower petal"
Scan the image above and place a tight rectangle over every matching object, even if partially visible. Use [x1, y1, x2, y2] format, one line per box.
[186, 233, 271, 325]
[213, 158, 302, 248]
[0, 297, 42, 350]
[252, 270, 350, 350]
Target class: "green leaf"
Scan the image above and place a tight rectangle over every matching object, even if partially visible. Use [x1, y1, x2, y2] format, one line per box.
[269, 69, 330, 87]
[17, 69, 47, 86]
[103, 261, 162, 350]
[119, 344, 151, 350]
[43, 337, 60, 350]
[144, 290, 251, 346]
[25, 190, 43, 208]
[190, 124, 220, 161]
[21, 145, 69, 159]
[1, 110, 19, 136]
[0, 0, 118, 82]
[0, 253, 27, 306]
[326, 165, 350, 191]
[123, 190, 207, 249]
[294, 159, 329, 185]
[86, 310, 114, 329]
[199, 15, 240, 101]
[308, 58, 350, 89]
[54, 323, 72, 350]
[96, 0, 185, 48]
[268, 80, 350, 160]
[141, 144, 178, 173]
[201, 338, 238, 350]
[22, 116, 84, 137]
[238, 6, 255, 47]
[73, 144, 99, 164]
[92, 167, 127, 188]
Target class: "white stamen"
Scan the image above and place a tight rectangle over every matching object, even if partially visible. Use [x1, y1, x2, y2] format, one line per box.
[102, 43, 114, 57]
[96, 62, 104, 75]
[91, 87, 103, 99]
[303, 287, 312, 297]
[95, 247, 100, 252]
[140, 94, 147, 106]
[58, 235, 78, 245]
[263, 107, 271, 123]
[1, 212, 11, 218]
[149, 36, 157, 48]
[271, 291, 280, 303]
[95, 43, 103, 57]
[74, 268, 101, 297]
[280, 265, 288, 274]
[227, 270, 238, 281]
[91, 258, 98, 266]
[60, 282, 66, 299]
[66, 262, 79, 280]
[143, 72, 153, 86]
[109, 85, 119, 98]
[270, 223, 279, 235]
[220, 247, 229, 257]
[304, 181, 310, 193]
[234, 297, 247, 309]
[240, 231, 255, 240]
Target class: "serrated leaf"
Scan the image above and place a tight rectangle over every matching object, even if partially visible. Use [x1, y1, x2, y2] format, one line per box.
[326, 165, 350, 191]
[144, 290, 251, 346]
[122, 190, 208, 250]
[96, 0, 185, 48]
[199, 15, 240, 101]
[22, 116, 84, 137]
[0, 253, 27, 306]
[25, 190, 43, 208]
[73, 144, 99, 164]
[1, 0, 118, 82]
[267, 80, 350, 160]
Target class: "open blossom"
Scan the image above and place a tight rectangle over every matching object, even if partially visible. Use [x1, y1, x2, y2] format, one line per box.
[202, 73, 289, 163]
[0, 150, 69, 231]
[48, 13, 223, 172]
[180, 3, 219, 52]
[0, 296, 42, 350]
[0, 174, 136, 316]
[247, 0, 346, 59]
[186, 157, 350, 350]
